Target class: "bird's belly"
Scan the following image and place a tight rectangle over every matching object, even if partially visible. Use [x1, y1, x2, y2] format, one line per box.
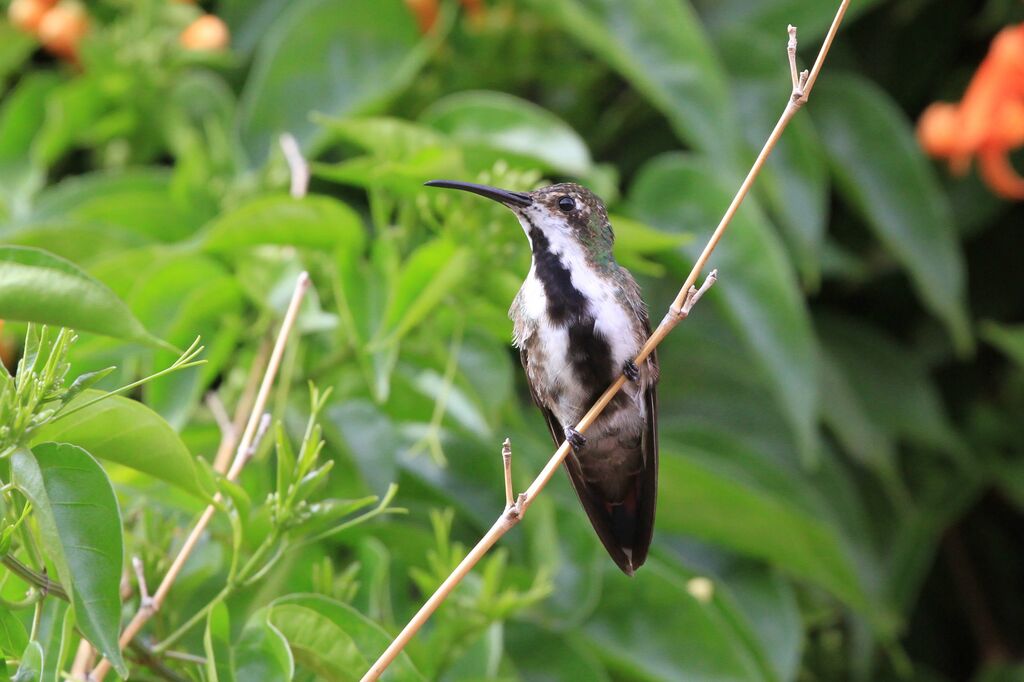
[530, 317, 642, 433]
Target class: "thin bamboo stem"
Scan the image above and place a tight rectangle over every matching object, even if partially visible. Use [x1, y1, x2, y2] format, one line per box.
[90, 272, 310, 681]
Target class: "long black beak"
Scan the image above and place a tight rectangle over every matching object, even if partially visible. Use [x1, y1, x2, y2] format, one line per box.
[424, 180, 532, 208]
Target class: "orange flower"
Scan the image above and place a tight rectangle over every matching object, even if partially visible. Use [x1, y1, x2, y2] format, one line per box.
[7, 0, 57, 34]
[917, 23, 1024, 200]
[37, 1, 89, 61]
[180, 14, 230, 51]
[404, 0, 486, 34]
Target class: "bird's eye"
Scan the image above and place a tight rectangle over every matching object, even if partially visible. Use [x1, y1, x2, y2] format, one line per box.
[557, 195, 576, 212]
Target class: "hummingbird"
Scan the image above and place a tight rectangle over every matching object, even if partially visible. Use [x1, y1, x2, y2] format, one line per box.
[426, 179, 659, 576]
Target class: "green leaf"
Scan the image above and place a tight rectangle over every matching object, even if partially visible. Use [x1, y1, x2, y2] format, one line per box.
[703, 0, 882, 44]
[37, 599, 73, 682]
[25, 169, 208, 242]
[13, 641, 43, 682]
[0, 604, 29, 658]
[268, 604, 365, 681]
[238, 0, 440, 163]
[529, 0, 740, 167]
[268, 594, 424, 681]
[237, 615, 295, 682]
[506, 623, 610, 682]
[981, 322, 1024, 370]
[718, 563, 802, 682]
[813, 74, 971, 350]
[0, 73, 58, 213]
[420, 90, 594, 177]
[317, 115, 448, 160]
[11, 445, 127, 677]
[33, 389, 206, 498]
[378, 239, 473, 345]
[201, 194, 365, 254]
[629, 153, 819, 464]
[0, 246, 168, 348]
[817, 313, 961, 457]
[657, 442, 870, 613]
[62, 367, 116, 407]
[0, 24, 35, 85]
[818, 347, 903, 496]
[204, 602, 237, 682]
[582, 560, 775, 681]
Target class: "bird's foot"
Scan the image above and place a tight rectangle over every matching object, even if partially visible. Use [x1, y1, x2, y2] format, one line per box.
[623, 360, 640, 383]
[565, 427, 587, 452]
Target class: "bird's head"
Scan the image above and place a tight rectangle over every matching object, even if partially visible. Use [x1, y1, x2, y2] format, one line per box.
[425, 180, 616, 267]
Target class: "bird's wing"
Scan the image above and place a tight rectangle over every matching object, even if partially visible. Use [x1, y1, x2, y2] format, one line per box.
[519, 331, 657, 576]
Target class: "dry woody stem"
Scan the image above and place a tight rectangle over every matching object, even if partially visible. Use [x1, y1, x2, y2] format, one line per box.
[361, 2, 851, 679]
[88, 271, 311, 681]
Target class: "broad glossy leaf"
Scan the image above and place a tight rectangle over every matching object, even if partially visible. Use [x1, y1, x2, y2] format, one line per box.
[629, 153, 819, 463]
[700, 0, 881, 43]
[34, 390, 206, 498]
[505, 623, 610, 682]
[420, 90, 594, 177]
[317, 116, 448, 160]
[37, 599, 73, 682]
[818, 346, 904, 496]
[814, 74, 971, 350]
[583, 560, 774, 681]
[2, 222, 151, 266]
[267, 603, 365, 681]
[13, 641, 43, 682]
[239, 0, 439, 163]
[817, 313, 961, 457]
[270, 594, 424, 681]
[658, 443, 869, 612]
[237, 616, 295, 682]
[201, 194, 365, 254]
[0, 604, 28, 657]
[718, 562, 802, 682]
[529, 0, 740, 168]
[0, 246, 167, 348]
[314, 117, 464, 196]
[27, 169, 206, 241]
[11, 445, 127, 677]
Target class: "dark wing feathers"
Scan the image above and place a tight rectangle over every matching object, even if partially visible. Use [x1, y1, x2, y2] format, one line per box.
[518, 309, 659, 576]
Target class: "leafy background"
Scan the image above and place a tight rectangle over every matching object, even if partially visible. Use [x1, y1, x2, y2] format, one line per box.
[1, 0, 1024, 680]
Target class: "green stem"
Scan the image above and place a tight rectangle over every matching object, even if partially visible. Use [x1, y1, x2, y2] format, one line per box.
[55, 339, 205, 421]
[151, 584, 231, 654]
[2, 555, 68, 601]
[29, 597, 43, 641]
[152, 535, 281, 654]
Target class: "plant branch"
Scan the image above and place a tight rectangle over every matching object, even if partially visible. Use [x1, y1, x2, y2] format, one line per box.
[2, 554, 68, 601]
[360, 4, 849, 679]
[212, 337, 271, 474]
[90, 272, 311, 681]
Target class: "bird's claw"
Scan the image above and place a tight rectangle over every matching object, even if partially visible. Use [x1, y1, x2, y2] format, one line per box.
[565, 427, 587, 451]
[623, 360, 640, 383]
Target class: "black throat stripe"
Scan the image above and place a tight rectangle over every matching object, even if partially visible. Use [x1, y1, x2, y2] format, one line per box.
[526, 218, 615, 397]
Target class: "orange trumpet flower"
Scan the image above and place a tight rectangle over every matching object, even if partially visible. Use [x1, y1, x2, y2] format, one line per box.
[917, 23, 1024, 200]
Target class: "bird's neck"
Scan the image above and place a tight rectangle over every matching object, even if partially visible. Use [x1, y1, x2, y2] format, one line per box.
[526, 226, 609, 326]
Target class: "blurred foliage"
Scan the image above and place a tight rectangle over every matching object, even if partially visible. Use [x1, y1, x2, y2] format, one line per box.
[0, 0, 1023, 680]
